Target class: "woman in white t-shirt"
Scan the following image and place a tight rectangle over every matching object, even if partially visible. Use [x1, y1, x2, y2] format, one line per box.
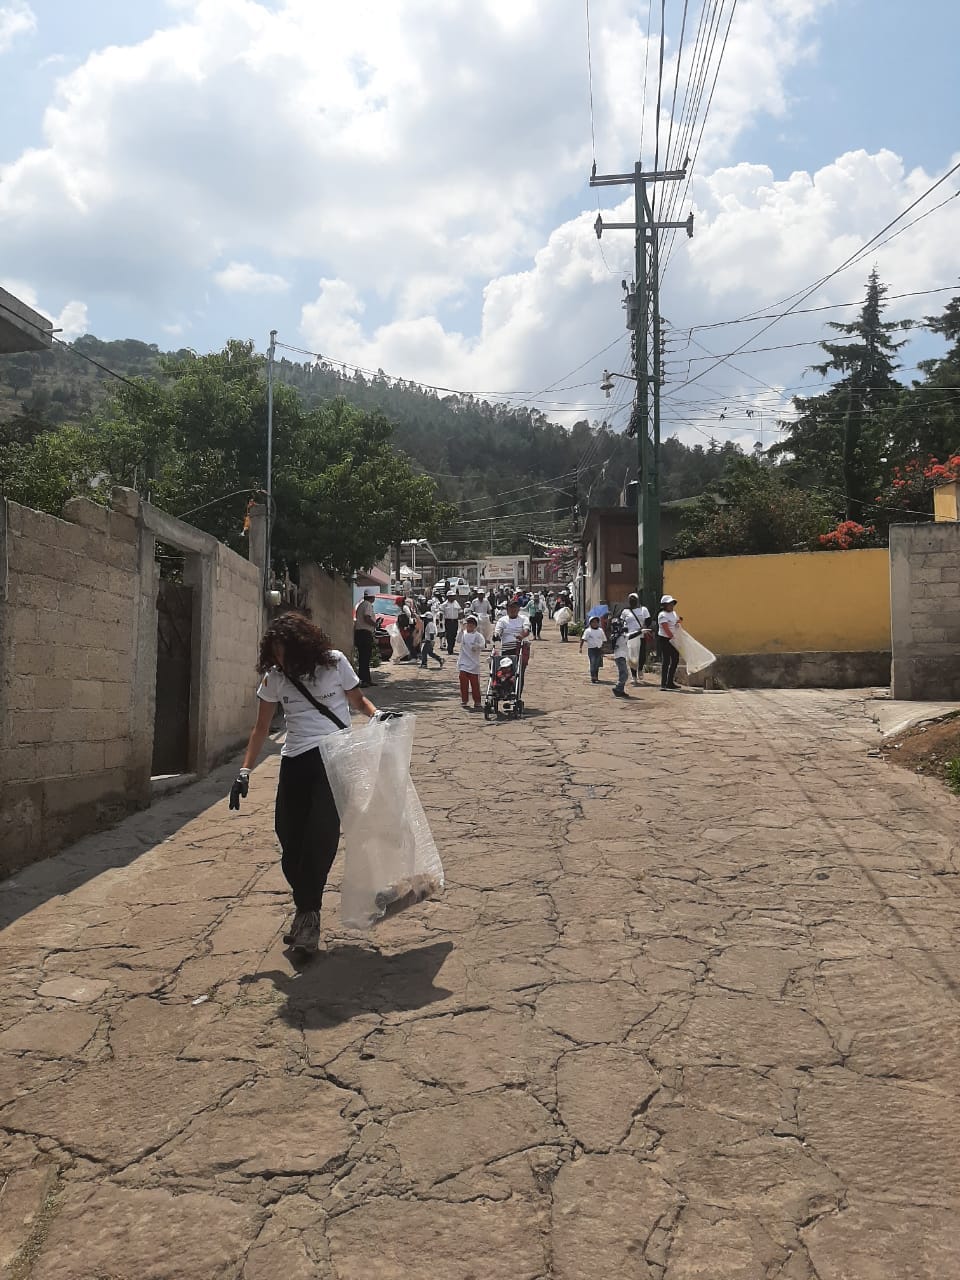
[229, 612, 380, 954]
[657, 594, 681, 691]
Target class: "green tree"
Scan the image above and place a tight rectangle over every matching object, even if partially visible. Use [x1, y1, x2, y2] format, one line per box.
[773, 269, 907, 517]
[882, 292, 960, 463]
[0, 425, 103, 513]
[1, 340, 453, 578]
[673, 456, 835, 558]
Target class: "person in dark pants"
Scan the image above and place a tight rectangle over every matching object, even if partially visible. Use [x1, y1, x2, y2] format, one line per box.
[657, 594, 682, 691]
[230, 612, 380, 954]
[354, 587, 377, 687]
[528, 592, 544, 638]
[441, 590, 462, 655]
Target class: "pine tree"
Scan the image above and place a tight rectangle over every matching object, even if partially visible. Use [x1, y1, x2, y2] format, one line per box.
[884, 292, 960, 463]
[773, 269, 907, 517]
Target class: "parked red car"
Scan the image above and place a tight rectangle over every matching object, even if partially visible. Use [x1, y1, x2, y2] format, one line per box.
[354, 594, 407, 659]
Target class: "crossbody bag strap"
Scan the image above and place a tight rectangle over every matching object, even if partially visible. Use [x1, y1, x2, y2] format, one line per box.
[285, 673, 349, 732]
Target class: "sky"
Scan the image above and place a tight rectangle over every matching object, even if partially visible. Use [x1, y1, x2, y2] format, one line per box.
[1, 0, 959, 452]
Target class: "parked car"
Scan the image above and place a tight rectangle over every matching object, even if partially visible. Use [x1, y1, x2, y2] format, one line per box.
[354, 594, 406, 659]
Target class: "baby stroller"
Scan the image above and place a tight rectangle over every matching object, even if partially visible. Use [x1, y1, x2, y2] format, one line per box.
[483, 644, 526, 720]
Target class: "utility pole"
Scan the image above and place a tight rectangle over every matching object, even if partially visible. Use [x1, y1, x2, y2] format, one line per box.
[591, 162, 692, 611]
[265, 328, 277, 602]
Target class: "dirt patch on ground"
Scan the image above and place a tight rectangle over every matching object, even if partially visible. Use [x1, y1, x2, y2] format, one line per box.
[882, 713, 960, 790]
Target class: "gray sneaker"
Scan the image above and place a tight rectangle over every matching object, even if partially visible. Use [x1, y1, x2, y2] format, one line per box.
[283, 911, 306, 946]
[291, 910, 321, 953]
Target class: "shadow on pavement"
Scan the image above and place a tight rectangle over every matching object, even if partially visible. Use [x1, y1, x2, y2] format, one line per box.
[0, 738, 285, 930]
[253, 939, 455, 1029]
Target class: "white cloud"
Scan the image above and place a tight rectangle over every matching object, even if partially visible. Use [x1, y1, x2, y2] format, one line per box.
[0, 0, 828, 309]
[300, 147, 960, 448]
[1, 0, 956, 456]
[214, 261, 290, 294]
[0, 1, 35, 54]
[54, 299, 88, 339]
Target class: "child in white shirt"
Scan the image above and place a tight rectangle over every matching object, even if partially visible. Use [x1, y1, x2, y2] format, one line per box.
[579, 615, 606, 683]
[457, 615, 486, 709]
[419, 613, 444, 669]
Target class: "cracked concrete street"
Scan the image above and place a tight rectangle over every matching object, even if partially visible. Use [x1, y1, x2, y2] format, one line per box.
[2, 623, 960, 1279]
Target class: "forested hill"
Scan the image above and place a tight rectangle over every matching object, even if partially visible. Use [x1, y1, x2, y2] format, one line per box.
[0, 335, 741, 551]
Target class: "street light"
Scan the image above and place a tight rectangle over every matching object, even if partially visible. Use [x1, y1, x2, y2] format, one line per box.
[600, 369, 639, 399]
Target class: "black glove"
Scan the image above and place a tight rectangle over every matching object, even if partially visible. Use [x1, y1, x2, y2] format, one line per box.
[374, 710, 403, 722]
[229, 771, 250, 810]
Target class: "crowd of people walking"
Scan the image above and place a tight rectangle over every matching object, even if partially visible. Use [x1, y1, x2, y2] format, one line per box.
[359, 577, 687, 717]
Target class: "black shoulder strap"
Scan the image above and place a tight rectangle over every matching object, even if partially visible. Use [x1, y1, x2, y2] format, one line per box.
[285, 672, 349, 731]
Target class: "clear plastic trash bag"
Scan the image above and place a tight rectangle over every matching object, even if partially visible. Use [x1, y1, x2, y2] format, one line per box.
[627, 633, 644, 668]
[318, 714, 444, 930]
[670, 624, 717, 675]
[387, 623, 409, 661]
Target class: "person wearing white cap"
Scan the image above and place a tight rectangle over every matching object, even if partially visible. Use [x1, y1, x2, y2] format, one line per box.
[354, 587, 378, 687]
[657, 594, 681, 691]
[441, 590, 463, 655]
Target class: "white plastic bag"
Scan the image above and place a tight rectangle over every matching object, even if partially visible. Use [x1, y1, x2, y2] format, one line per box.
[670, 624, 716, 675]
[627, 633, 644, 669]
[318, 714, 444, 930]
[387, 623, 409, 661]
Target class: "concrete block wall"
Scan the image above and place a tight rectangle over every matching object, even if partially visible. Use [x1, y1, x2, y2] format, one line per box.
[299, 563, 355, 657]
[890, 522, 960, 700]
[206, 543, 263, 761]
[0, 490, 266, 875]
[0, 498, 145, 872]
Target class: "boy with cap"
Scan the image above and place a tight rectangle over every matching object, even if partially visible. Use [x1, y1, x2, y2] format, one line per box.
[579, 614, 606, 683]
[419, 611, 445, 670]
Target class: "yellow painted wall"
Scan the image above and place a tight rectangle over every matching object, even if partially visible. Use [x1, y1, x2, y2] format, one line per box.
[663, 548, 890, 654]
[934, 481, 960, 523]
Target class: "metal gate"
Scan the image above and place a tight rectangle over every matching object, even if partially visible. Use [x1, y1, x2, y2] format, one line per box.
[152, 580, 193, 775]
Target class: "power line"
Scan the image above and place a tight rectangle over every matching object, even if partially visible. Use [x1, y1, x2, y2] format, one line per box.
[675, 178, 960, 343]
[585, 0, 597, 162]
[653, 0, 667, 188]
[663, 0, 691, 178]
[639, 0, 655, 165]
[275, 336, 627, 416]
[0, 298, 145, 391]
[664, 158, 960, 398]
[678, 284, 960, 333]
[661, 0, 739, 280]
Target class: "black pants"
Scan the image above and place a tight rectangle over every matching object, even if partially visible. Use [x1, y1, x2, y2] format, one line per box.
[658, 635, 680, 688]
[530, 613, 543, 638]
[629, 636, 646, 675]
[445, 619, 459, 653]
[275, 749, 341, 912]
[559, 623, 569, 642]
[354, 628, 373, 684]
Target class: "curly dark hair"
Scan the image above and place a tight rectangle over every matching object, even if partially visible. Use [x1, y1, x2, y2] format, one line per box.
[257, 611, 338, 679]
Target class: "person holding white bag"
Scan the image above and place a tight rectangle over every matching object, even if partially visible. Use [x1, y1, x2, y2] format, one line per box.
[657, 594, 682, 691]
[229, 612, 386, 954]
[621, 592, 652, 686]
